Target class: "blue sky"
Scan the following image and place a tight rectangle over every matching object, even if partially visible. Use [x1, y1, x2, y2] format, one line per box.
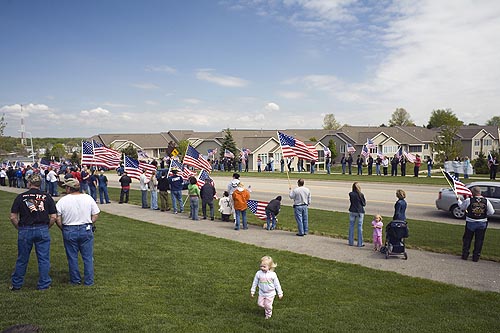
[1, 0, 499, 137]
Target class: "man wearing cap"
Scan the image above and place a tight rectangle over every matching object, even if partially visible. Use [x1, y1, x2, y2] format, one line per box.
[168, 168, 184, 214]
[157, 170, 171, 212]
[9, 173, 57, 291]
[56, 178, 100, 286]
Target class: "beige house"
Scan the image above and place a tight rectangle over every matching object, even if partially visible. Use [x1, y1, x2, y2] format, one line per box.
[90, 125, 499, 170]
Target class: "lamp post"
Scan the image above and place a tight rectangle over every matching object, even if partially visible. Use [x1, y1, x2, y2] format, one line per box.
[18, 130, 35, 165]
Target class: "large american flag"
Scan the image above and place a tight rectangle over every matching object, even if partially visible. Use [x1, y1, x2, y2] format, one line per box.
[443, 170, 472, 197]
[247, 199, 268, 221]
[39, 158, 51, 170]
[82, 140, 121, 169]
[93, 140, 121, 169]
[124, 155, 157, 180]
[278, 132, 317, 161]
[169, 159, 196, 180]
[346, 143, 356, 153]
[183, 145, 212, 172]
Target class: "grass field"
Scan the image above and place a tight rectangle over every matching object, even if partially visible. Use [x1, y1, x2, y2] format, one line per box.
[1, 190, 500, 332]
[103, 187, 500, 262]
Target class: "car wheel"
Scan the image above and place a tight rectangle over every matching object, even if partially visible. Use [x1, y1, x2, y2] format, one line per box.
[450, 204, 465, 219]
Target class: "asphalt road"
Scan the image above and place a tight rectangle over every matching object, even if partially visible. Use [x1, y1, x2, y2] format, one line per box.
[106, 173, 499, 229]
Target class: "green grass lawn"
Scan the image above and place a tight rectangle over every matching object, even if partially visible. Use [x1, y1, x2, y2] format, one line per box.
[1, 190, 500, 332]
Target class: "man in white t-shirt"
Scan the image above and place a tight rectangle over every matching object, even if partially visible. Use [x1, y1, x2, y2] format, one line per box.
[56, 178, 100, 286]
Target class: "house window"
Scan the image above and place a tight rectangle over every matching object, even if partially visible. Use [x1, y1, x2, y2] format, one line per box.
[383, 146, 398, 154]
[474, 139, 481, 147]
[424, 144, 429, 149]
[409, 146, 422, 153]
[340, 145, 346, 153]
[484, 139, 492, 146]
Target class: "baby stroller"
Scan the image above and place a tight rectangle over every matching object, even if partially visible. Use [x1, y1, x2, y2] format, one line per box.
[381, 220, 409, 260]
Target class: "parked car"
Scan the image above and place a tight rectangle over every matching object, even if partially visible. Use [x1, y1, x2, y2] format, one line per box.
[436, 181, 500, 219]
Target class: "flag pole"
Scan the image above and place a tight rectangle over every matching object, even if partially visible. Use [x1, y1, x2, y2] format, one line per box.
[440, 167, 458, 199]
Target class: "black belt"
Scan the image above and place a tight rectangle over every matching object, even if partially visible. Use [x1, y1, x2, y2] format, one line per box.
[19, 224, 48, 228]
[293, 204, 307, 207]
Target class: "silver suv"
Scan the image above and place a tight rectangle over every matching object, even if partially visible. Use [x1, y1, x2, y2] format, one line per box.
[435, 181, 500, 219]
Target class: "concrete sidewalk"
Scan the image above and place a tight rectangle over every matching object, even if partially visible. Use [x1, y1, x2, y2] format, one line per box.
[2, 187, 499, 293]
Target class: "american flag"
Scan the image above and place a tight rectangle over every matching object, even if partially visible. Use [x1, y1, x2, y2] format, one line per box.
[207, 148, 218, 158]
[169, 159, 196, 180]
[346, 143, 356, 153]
[137, 150, 149, 159]
[361, 145, 370, 158]
[124, 155, 157, 180]
[39, 158, 51, 170]
[93, 140, 121, 169]
[196, 169, 211, 188]
[224, 149, 235, 159]
[81, 141, 96, 165]
[488, 152, 494, 162]
[183, 145, 212, 172]
[278, 132, 317, 161]
[50, 160, 61, 171]
[323, 146, 331, 157]
[247, 199, 268, 221]
[403, 150, 416, 163]
[394, 146, 403, 160]
[443, 169, 472, 197]
[366, 138, 376, 149]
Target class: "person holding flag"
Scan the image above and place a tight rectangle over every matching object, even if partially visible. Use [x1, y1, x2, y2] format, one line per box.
[457, 186, 494, 262]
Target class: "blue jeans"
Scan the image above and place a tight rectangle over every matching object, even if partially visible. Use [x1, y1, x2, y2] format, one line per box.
[376, 164, 381, 175]
[171, 190, 184, 213]
[427, 165, 432, 177]
[266, 211, 277, 230]
[50, 181, 58, 196]
[99, 186, 110, 203]
[326, 163, 331, 174]
[294, 205, 308, 235]
[141, 190, 148, 208]
[341, 163, 346, 174]
[12, 225, 51, 290]
[150, 191, 158, 210]
[202, 201, 214, 219]
[189, 197, 199, 220]
[62, 224, 94, 286]
[89, 186, 97, 201]
[235, 210, 247, 230]
[349, 212, 364, 246]
[80, 183, 89, 194]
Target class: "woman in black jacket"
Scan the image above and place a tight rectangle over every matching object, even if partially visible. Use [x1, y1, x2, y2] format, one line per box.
[348, 182, 366, 247]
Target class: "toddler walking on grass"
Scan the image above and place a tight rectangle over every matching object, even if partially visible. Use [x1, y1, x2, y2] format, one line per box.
[372, 214, 384, 251]
[250, 256, 283, 319]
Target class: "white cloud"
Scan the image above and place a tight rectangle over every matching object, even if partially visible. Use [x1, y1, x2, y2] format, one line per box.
[145, 65, 177, 74]
[182, 98, 202, 105]
[103, 102, 134, 108]
[1, 103, 52, 117]
[131, 83, 160, 90]
[145, 100, 159, 106]
[277, 91, 306, 99]
[196, 69, 249, 87]
[80, 107, 111, 117]
[264, 102, 280, 111]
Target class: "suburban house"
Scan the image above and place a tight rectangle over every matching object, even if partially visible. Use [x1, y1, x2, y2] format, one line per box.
[91, 125, 499, 172]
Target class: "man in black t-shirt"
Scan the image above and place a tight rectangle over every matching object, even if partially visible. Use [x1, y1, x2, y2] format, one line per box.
[9, 174, 57, 291]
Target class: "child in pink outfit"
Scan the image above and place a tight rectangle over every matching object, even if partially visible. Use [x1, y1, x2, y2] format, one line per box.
[372, 214, 384, 251]
[250, 256, 283, 319]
